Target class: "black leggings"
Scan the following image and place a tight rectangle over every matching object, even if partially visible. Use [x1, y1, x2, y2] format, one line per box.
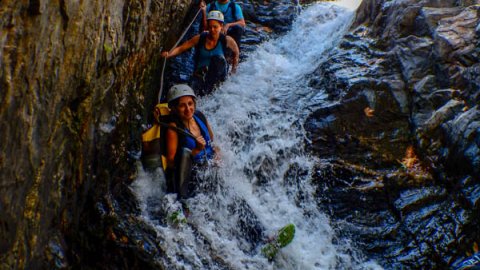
[192, 55, 228, 96]
[227, 25, 244, 48]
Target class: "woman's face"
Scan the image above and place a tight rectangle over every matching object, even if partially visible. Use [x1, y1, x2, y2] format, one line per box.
[207, 20, 223, 36]
[175, 96, 195, 121]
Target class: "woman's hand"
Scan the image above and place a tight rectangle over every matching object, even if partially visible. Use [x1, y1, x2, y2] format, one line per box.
[161, 51, 169, 58]
[194, 136, 206, 152]
[231, 63, 237, 74]
[199, 0, 206, 10]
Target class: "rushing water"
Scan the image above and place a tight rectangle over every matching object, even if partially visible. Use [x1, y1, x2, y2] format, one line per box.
[133, 2, 382, 269]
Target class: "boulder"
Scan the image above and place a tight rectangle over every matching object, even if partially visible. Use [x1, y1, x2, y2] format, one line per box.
[419, 7, 463, 34]
[442, 106, 480, 175]
[420, 0, 457, 7]
[393, 187, 447, 218]
[434, 6, 480, 60]
[412, 74, 463, 128]
[394, 35, 435, 83]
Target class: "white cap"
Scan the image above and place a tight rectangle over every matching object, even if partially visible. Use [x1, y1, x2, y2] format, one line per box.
[207, 10, 224, 23]
[167, 84, 196, 103]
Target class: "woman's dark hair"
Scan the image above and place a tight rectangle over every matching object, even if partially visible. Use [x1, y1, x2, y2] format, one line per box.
[168, 96, 196, 111]
[168, 99, 180, 108]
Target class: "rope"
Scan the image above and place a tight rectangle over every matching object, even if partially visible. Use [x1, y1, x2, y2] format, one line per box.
[158, 7, 203, 103]
[157, 120, 209, 162]
[158, 53, 167, 103]
[156, 121, 196, 139]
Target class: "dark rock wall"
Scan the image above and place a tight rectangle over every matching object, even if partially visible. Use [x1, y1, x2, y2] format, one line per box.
[0, 0, 192, 268]
[352, 0, 480, 179]
[306, 0, 480, 268]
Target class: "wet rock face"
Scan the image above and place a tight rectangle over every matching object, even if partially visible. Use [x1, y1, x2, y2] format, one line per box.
[221, 0, 299, 54]
[0, 0, 191, 268]
[1, 0, 302, 268]
[306, 0, 480, 268]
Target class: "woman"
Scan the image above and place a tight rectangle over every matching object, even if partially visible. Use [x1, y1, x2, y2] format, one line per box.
[165, 84, 216, 199]
[161, 10, 239, 95]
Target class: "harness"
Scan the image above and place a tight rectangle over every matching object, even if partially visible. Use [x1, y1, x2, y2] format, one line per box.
[207, 1, 237, 22]
[194, 32, 228, 71]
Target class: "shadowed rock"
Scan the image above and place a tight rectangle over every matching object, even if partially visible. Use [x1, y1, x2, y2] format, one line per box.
[306, 0, 480, 268]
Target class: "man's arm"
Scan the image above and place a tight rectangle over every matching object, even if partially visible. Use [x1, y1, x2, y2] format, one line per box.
[223, 4, 246, 33]
[224, 18, 246, 32]
[200, 1, 208, 31]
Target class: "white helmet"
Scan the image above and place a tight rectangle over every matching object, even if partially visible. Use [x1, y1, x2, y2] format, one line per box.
[167, 84, 196, 103]
[207, 10, 224, 23]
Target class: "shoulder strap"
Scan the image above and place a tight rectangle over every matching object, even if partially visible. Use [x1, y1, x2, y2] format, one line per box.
[193, 111, 212, 145]
[194, 111, 208, 127]
[170, 116, 187, 148]
[229, 1, 237, 21]
[219, 34, 228, 56]
[194, 32, 208, 67]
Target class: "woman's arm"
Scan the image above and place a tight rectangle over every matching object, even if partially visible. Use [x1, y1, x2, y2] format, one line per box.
[166, 123, 179, 169]
[226, 36, 239, 73]
[161, 35, 200, 58]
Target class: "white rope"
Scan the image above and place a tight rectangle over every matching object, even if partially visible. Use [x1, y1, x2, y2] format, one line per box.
[158, 7, 203, 103]
[158, 53, 167, 103]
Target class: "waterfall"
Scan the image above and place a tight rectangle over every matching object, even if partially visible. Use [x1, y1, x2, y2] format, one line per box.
[132, 2, 382, 269]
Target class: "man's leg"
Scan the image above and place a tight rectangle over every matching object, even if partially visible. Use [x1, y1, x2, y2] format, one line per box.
[227, 25, 244, 48]
[191, 67, 208, 96]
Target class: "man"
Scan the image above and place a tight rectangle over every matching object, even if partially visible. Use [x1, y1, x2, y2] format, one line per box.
[200, 0, 246, 49]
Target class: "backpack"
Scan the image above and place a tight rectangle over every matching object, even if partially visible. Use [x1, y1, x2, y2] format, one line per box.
[207, 0, 237, 22]
[141, 103, 171, 171]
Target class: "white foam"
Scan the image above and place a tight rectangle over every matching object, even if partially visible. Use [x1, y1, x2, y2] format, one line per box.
[133, 2, 382, 269]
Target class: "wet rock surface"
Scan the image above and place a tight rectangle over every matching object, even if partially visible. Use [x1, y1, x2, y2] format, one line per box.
[3, 0, 478, 268]
[0, 1, 195, 268]
[0, 0, 301, 268]
[306, 0, 480, 268]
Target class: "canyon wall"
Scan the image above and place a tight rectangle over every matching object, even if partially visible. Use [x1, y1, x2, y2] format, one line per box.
[0, 1, 192, 268]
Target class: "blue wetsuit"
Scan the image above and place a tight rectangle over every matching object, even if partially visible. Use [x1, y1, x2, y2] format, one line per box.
[196, 37, 226, 70]
[166, 111, 214, 198]
[182, 112, 214, 163]
[192, 33, 228, 96]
